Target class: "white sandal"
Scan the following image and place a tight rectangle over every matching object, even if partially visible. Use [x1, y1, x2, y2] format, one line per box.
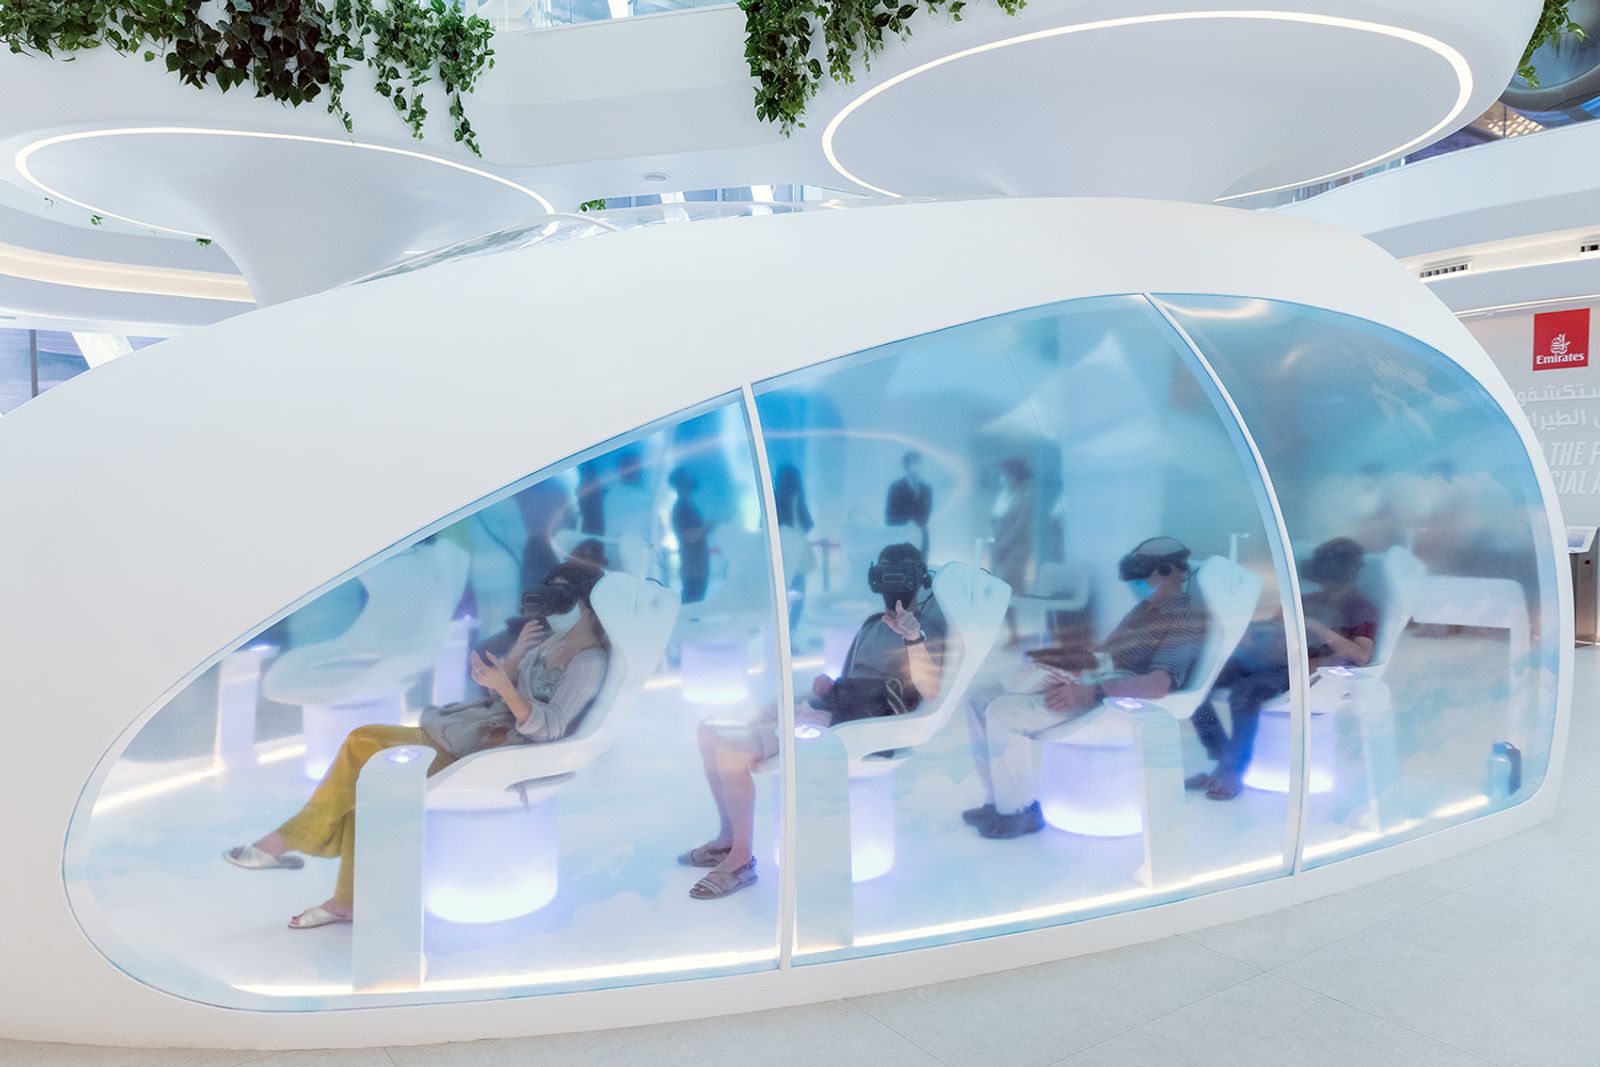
[224, 845, 304, 870]
[288, 905, 352, 930]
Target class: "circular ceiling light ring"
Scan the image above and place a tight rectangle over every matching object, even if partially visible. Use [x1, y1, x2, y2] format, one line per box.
[14, 127, 555, 239]
[818, 9, 1473, 202]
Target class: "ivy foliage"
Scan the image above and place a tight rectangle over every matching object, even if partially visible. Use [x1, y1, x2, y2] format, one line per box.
[0, 0, 496, 155]
[742, 0, 1024, 134]
[1522, 0, 1587, 87]
[577, 198, 607, 212]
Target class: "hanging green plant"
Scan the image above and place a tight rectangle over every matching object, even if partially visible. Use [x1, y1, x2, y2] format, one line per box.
[578, 198, 608, 212]
[741, 0, 1025, 134]
[1521, 0, 1587, 87]
[0, 0, 496, 155]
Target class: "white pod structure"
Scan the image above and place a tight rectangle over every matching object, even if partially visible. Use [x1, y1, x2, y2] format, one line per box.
[0, 198, 1571, 1049]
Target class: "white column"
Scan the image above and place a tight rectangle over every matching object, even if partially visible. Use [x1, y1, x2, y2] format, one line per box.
[352, 744, 431, 993]
[214, 647, 269, 770]
[792, 726, 854, 954]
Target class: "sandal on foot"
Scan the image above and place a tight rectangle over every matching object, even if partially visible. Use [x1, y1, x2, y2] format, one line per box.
[288, 905, 351, 930]
[1206, 776, 1243, 801]
[677, 843, 733, 868]
[690, 858, 757, 899]
[224, 845, 304, 870]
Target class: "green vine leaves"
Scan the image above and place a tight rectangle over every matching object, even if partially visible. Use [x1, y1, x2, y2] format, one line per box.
[1521, 0, 1587, 87]
[741, 0, 1023, 134]
[0, 0, 495, 155]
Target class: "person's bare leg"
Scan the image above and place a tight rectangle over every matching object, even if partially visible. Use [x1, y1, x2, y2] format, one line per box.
[696, 720, 735, 849]
[252, 829, 290, 857]
[708, 743, 758, 873]
[314, 896, 353, 918]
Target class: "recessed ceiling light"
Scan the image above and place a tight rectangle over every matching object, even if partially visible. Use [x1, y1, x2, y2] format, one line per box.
[642, 171, 670, 183]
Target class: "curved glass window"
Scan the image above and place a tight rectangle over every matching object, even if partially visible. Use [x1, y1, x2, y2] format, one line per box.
[753, 296, 1299, 959]
[1159, 296, 1560, 866]
[66, 396, 786, 1009]
[62, 293, 1560, 1009]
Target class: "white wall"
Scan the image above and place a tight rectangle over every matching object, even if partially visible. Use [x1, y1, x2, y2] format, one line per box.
[1467, 302, 1600, 528]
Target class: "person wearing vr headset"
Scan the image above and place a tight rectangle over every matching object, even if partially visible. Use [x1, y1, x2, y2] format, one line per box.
[965, 536, 1206, 838]
[224, 561, 611, 930]
[1190, 537, 1377, 800]
[680, 543, 946, 899]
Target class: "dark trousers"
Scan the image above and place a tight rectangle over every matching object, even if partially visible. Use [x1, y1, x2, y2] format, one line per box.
[1193, 659, 1290, 779]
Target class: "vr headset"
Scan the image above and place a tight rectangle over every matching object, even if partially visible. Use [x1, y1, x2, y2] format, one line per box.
[868, 553, 932, 599]
[1117, 539, 1192, 582]
[522, 582, 584, 618]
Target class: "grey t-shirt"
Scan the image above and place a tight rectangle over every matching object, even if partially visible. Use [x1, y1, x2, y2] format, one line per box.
[840, 596, 949, 702]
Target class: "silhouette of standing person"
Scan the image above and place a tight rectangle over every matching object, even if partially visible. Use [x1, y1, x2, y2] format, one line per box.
[671, 467, 710, 604]
[885, 450, 933, 556]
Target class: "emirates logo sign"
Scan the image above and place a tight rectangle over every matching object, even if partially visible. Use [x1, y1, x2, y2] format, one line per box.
[1534, 308, 1590, 371]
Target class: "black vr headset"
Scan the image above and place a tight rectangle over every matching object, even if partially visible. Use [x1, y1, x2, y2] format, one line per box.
[522, 582, 584, 618]
[1117, 537, 1192, 582]
[868, 544, 932, 600]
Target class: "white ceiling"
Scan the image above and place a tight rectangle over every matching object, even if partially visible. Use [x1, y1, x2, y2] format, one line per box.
[0, 0, 1542, 306]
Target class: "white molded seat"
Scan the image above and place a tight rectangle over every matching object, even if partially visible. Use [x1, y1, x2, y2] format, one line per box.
[1039, 555, 1262, 737]
[830, 562, 1012, 765]
[759, 563, 1010, 886]
[1249, 547, 1426, 804]
[425, 572, 681, 811]
[411, 572, 678, 924]
[1033, 556, 1261, 886]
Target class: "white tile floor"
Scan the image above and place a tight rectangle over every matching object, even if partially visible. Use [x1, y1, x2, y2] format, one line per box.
[8, 647, 1597, 1067]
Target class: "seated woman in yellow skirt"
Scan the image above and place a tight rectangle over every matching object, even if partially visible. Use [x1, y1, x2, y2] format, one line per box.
[224, 561, 610, 929]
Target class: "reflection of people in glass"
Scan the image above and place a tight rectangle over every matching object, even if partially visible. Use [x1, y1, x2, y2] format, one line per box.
[681, 544, 946, 898]
[569, 537, 610, 570]
[966, 537, 1204, 838]
[604, 450, 656, 547]
[576, 459, 606, 536]
[992, 457, 1036, 647]
[1192, 537, 1376, 800]
[223, 563, 610, 929]
[775, 463, 815, 632]
[885, 450, 933, 555]
[671, 467, 710, 603]
[518, 478, 575, 594]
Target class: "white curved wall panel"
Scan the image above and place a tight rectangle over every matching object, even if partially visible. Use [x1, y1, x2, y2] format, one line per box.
[0, 198, 1571, 1049]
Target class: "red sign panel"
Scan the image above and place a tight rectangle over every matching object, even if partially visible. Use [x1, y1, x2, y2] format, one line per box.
[1534, 308, 1590, 371]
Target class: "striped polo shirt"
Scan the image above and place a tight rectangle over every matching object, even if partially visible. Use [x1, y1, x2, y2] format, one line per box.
[1099, 592, 1206, 688]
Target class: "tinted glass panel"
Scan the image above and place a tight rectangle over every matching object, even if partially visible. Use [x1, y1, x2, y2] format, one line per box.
[66, 396, 785, 1008]
[752, 296, 1297, 959]
[1160, 295, 1560, 866]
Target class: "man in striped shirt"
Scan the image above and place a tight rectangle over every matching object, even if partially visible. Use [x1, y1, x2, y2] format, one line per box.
[965, 537, 1207, 838]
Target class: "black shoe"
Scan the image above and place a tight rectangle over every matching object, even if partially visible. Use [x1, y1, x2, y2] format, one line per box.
[979, 801, 1045, 839]
[962, 803, 998, 827]
[1185, 771, 1217, 792]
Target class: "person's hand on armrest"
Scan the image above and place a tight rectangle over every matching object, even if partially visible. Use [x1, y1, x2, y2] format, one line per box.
[1044, 681, 1098, 713]
[1102, 670, 1176, 701]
